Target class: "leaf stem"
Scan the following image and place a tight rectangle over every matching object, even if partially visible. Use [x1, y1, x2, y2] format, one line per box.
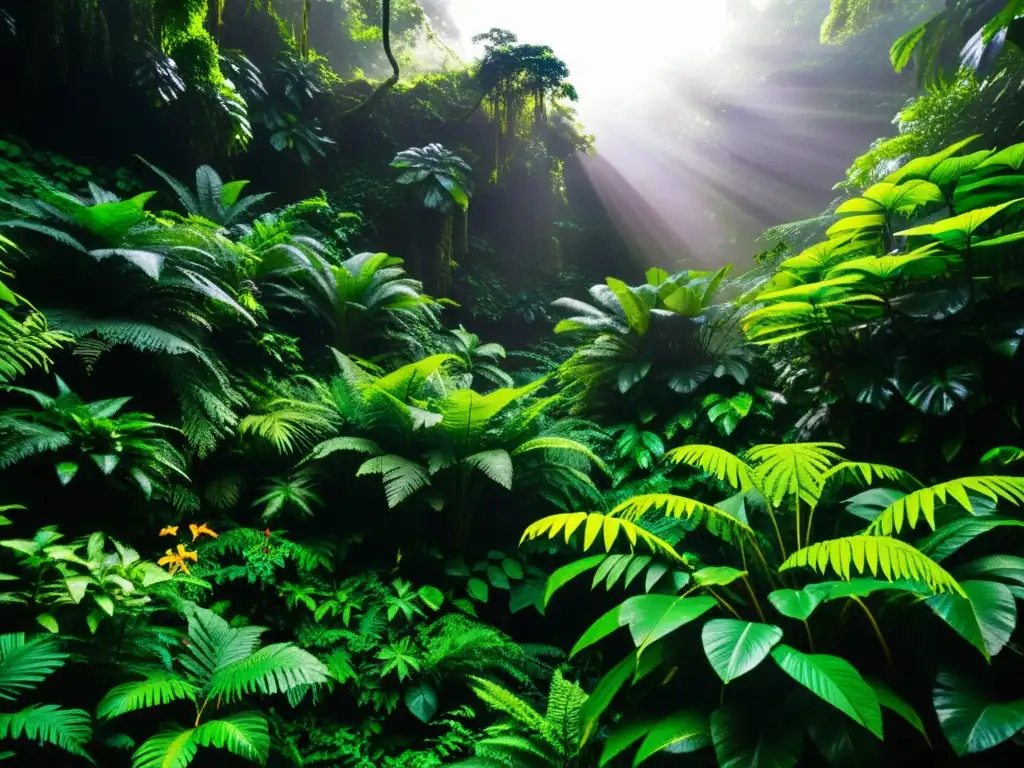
[740, 575, 766, 623]
[794, 497, 802, 552]
[801, 619, 816, 651]
[765, 506, 787, 561]
[850, 596, 894, 670]
[706, 588, 742, 620]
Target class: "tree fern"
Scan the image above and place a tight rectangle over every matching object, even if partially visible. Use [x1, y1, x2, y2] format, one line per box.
[521, 513, 684, 562]
[303, 436, 382, 463]
[780, 536, 965, 596]
[609, 494, 754, 542]
[867, 476, 1024, 535]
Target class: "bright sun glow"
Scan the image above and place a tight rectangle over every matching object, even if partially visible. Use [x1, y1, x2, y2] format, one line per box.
[446, 0, 734, 120]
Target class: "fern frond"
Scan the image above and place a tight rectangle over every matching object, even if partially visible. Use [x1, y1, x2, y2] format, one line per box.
[0, 310, 70, 383]
[521, 513, 684, 562]
[512, 437, 610, 476]
[468, 676, 548, 735]
[544, 669, 587, 754]
[822, 461, 921, 490]
[192, 712, 269, 763]
[303, 436, 382, 463]
[182, 606, 266, 679]
[0, 704, 92, 759]
[780, 536, 965, 596]
[96, 673, 197, 719]
[238, 399, 337, 455]
[356, 454, 431, 508]
[867, 476, 1024, 535]
[463, 449, 514, 489]
[744, 442, 845, 508]
[207, 644, 330, 704]
[610, 493, 753, 542]
[0, 633, 68, 700]
[664, 444, 757, 491]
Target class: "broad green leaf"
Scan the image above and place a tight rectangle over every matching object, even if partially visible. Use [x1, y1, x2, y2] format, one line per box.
[466, 578, 488, 603]
[645, 562, 669, 592]
[55, 462, 78, 486]
[768, 589, 823, 620]
[712, 706, 801, 768]
[417, 586, 444, 611]
[599, 718, 655, 766]
[934, 669, 1024, 756]
[544, 555, 604, 607]
[571, 604, 624, 658]
[956, 554, 1024, 586]
[918, 517, 1024, 562]
[405, 682, 437, 723]
[694, 566, 747, 587]
[486, 565, 510, 590]
[771, 644, 883, 738]
[501, 559, 523, 579]
[607, 277, 649, 335]
[36, 613, 59, 633]
[867, 677, 930, 745]
[702, 619, 783, 684]
[620, 595, 717, 657]
[927, 580, 1016, 659]
[633, 710, 710, 763]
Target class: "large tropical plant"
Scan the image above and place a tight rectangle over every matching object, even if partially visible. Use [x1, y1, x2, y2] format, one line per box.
[0, 633, 92, 760]
[391, 144, 473, 297]
[518, 440, 1024, 763]
[96, 604, 329, 768]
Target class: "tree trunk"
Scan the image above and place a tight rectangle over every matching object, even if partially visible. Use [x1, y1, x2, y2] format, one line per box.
[458, 206, 469, 257]
[341, 0, 399, 116]
[435, 212, 453, 297]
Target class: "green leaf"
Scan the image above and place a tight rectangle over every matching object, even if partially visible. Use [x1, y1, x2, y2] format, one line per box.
[132, 725, 197, 768]
[867, 677, 930, 745]
[417, 586, 444, 611]
[193, 712, 269, 763]
[918, 517, 1024, 562]
[501, 559, 524, 579]
[36, 614, 58, 634]
[55, 462, 78, 486]
[486, 565, 510, 590]
[97, 674, 197, 720]
[466, 578, 489, 603]
[956, 554, 1024, 586]
[702, 619, 783, 684]
[633, 710, 710, 763]
[768, 589, 823, 620]
[890, 21, 928, 71]
[599, 719, 655, 766]
[571, 604, 624, 658]
[934, 669, 1024, 756]
[927, 580, 1017, 659]
[606, 277, 649, 335]
[620, 595, 717, 658]
[405, 682, 438, 723]
[712, 706, 801, 768]
[694, 566, 747, 587]
[770, 644, 883, 738]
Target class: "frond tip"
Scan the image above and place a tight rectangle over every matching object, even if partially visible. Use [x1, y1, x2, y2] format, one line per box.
[520, 512, 684, 562]
[780, 536, 965, 596]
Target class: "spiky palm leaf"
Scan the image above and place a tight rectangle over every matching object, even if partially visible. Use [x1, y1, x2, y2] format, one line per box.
[207, 644, 329, 704]
[521, 513, 684, 562]
[780, 536, 964, 596]
[97, 674, 198, 719]
[0, 704, 92, 759]
[664, 444, 758, 491]
[0, 633, 68, 700]
[822, 462, 922, 490]
[609, 493, 754, 542]
[867, 476, 1024, 536]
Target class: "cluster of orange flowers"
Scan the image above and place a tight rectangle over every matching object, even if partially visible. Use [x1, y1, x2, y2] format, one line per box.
[157, 522, 218, 575]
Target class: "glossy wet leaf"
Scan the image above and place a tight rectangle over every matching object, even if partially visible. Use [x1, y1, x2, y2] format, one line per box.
[927, 580, 1016, 659]
[934, 669, 1024, 756]
[702, 619, 783, 684]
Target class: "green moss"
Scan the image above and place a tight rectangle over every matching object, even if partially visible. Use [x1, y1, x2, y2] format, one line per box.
[158, 0, 223, 87]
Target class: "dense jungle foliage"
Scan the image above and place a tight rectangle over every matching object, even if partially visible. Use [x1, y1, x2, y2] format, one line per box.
[4, 0, 1024, 766]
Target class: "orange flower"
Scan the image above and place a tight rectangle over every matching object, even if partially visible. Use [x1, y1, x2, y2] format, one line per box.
[189, 522, 218, 542]
[158, 548, 190, 576]
[157, 544, 199, 575]
[159, 525, 179, 537]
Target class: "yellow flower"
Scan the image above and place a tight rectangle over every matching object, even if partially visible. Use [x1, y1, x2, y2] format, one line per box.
[158, 548, 190, 576]
[159, 525, 179, 537]
[189, 522, 218, 542]
[177, 543, 199, 563]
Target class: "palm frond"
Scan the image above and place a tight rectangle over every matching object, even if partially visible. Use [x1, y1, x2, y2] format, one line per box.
[780, 536, 965, 596]
[207, 644, 329, 704]
[664, 444, 758, 491]
[96, 673, 197, 719]
[132, 725, 197, 768]
[521, 513, 684, 562]
[192, 712, 269, 763]
[822, 462, 922, 490]
[0, 704, 92, 759]
[744, 442, 845, 508]
[610, 494, 754, 542]
[867, 476, 1024, 535]
[0, 633, 68, 701]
